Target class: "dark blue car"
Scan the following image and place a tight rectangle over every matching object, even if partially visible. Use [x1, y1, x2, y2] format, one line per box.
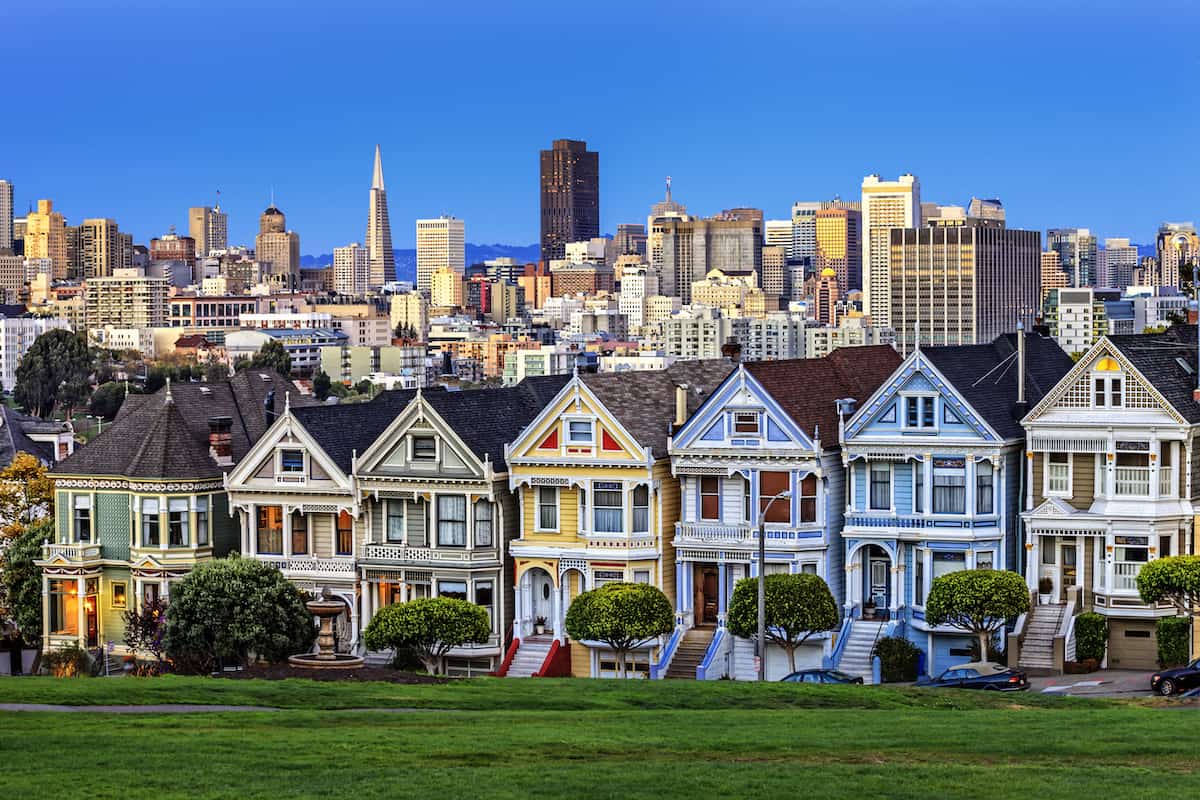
[916, 661, 1029, 691]
[1151, 658, 1200, 696]
[780, 669, 863, 684]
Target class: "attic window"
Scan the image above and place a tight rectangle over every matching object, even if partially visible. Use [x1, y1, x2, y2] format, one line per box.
[412, 436, 437, 461]
[280, 449, 305, 472]
[733, 411, 760, 434]
[1095, 357, 1121, 372]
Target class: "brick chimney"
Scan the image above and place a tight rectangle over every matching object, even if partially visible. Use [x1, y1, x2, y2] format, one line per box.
[208, 416, 233, 466]
[721, 340, 742, 363]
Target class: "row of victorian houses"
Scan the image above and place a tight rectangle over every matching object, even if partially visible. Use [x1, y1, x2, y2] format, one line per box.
[32, 324, 1200, 678]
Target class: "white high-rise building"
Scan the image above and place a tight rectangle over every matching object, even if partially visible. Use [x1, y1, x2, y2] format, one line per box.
[0, 315, 71, 390]
[333, 243, 370, 296]
[416, 215, 465, 297]
[189, 204, 228, 258]
[618, 267, 659, 331]
[0, 179, 12, 252]
[861, 174, 920, 328]
[365, 145, 396, 290]
[765, 220, 793, 250]
[1100, 238, 1139, 289]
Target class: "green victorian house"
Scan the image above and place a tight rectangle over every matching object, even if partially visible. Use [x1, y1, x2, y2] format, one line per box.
[35, 370, 300, 654]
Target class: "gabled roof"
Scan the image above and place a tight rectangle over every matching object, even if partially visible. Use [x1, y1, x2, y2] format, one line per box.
[920, 332, 1075, 441]
[0, 406, 66, 466]
[1106, 325, 1200, 423]
[52, 370, 306, 480]
[581, 360, 735, 457]
[292, 374, 572, 473]
[744, 346, 902, 441]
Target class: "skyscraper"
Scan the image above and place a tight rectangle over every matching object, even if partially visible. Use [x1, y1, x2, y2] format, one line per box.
[25, 200, 69, 280]
[889, 221, 1040, 355]
[815, 206, 861, 292]
[813, 267, 840, 326]
[1046, 228, 1098, 288]
[255, 205, 300, 289]
[333, 243, 370, 297]
[80, 218, 127, 278]
[540, 139, 599, 263]
[650, 215, 763, 303]
[365, 144, 395, 290]
[416, 216, 465, 297]
[189, 203, 228, 257]
[1100, 238, 1138, 289]
[0, 180, 12, 252]
[1156, 222, 1198, 288]
[861, 174, 920, 328]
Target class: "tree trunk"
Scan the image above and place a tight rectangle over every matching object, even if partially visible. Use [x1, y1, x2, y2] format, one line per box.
[786, 644, 797, 673]
[977, 631, 990, 662]
[617, 649, 626, 679]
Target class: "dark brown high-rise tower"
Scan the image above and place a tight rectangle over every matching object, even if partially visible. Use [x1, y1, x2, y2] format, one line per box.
[540, 139, 599, 263]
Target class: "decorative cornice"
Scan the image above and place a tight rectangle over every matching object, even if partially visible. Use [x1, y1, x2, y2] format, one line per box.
[54, 478, 224, 493]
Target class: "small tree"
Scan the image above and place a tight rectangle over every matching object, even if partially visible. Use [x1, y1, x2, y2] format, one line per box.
[362, 597, 490, 675]
[248, 340, 292, 376]
[88, 381, 127, 421]
[162, 557, 315, 673]
[924, 569, 1030, 660]
[123, 597, 169, 674]
[565, 582, 673, 678]
[0, 520, 54, 646]
[14, 329, 92, 419]
[726, 573, 840, 673]
[1136, 555, 1200, 618]
[0, 453, 54, 530]
[313, 371, 332, 401]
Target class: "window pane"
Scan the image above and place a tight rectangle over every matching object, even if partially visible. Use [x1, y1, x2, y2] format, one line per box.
[256, 505, 283, 554]
[976, 468, 994, 514]
[337, 510, 354, 555]
[933, 472, 966, 514]
[760, 471, 791, 523]
[593, 483, 623, 533]
[280, 449, 304, 472]
[412, 437, 436, 460]
[474, 501, 493, 546]
[869, 464, 890, 510]
[438, 496, 467, 546]
[632, 485, 649, 533]
[387, 501, 404, 542]
[438, 581, 467, 600]
[291, 511, 307, 554]
[700, 477, 719, 520]
[537, 487, 558, 529]
[568, 420, 592, 442]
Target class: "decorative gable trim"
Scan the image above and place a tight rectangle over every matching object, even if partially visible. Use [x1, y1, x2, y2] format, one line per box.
[506, 375, 648, 466]
[227, 408, 351, 490]
[670, 365, 816, 453]
[355, 395, 487, 477]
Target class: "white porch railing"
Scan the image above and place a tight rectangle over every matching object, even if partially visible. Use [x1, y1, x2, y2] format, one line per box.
[675, 522, 754, 545]
[1159, 469, 1173, 496]
[40, 542, 102, 562]
[362, 544, 473, 563]
[259, 556, 356, 576]
[1114, 562, 1141, 592]
[1114, 467, 1150, 497]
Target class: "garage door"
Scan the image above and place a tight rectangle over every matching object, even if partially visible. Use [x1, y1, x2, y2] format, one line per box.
[1108, 620, 1157, 670]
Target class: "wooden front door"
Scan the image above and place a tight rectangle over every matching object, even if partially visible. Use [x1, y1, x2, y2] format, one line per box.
[701, 569, 719, 624]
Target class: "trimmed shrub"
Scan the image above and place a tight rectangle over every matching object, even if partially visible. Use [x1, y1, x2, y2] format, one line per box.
[565, 582, 673, 679]
[1073, 612, 1108, 663]
[1156, 616, 1190, 668]
[726, 573, 840, 673]
[364, 597, 491, 675]
[873, 635, 920, 682]
[42, 643, 92, 677]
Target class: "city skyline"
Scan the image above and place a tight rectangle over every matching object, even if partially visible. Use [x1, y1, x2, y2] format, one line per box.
[2, 1, 1197, 255]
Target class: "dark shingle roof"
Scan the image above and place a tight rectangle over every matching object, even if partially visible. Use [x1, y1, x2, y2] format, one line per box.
[291, 374, 572, 474]
[744, 346, 903, 443]
[0, 406, 64, 466]
[582, 360, 735, 457]
[921, 333, 1075, 441]
[1107, 324, 1200, 423]
[52, 370, 306, 480]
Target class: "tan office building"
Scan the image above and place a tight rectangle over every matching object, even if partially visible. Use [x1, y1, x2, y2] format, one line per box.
[25, 200, 69, 280]
[416, 216, 465, 297]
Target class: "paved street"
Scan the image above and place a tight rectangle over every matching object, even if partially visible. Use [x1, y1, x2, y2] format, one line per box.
[1028, 670, 1153, 697]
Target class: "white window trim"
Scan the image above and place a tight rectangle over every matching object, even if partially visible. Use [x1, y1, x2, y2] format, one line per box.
[276, 446, 307, 474]
[564, 416, 596, 446]
[409, 433, 439, 464]
[867, 461, 894, 512]
[731, 409, 762, 437]
[901, 394, 938, 431]
[534, 486, 560, 533]
[1044, 452, 1073, 498]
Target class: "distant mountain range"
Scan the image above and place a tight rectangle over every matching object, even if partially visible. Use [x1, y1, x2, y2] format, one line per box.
[301, 243, 540, 282]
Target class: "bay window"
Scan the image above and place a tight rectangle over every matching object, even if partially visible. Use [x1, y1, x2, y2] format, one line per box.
[290, 510, 308, 555]
[933, 459, 966, 514]
[336, 510, 354, 555]
[869, 463, 891, 511]
[386, 501, 404, 543]
[632, 485, 649, 534]
[975, 466, 994, 514]
[474, 500, 493, 547]
[760, 471, 791, 524]
[168, 498, 189, 546]
[437, 496, 467, 546]
[975, 550, 994, 570]
[438, 580, 468, 601]
[914, 463, 924, 513]
[1046, 453, 1071, 495]
[593, 482, 623, 533]
[700, 477, 720, 520]
[932, 551, 966, 585]
[475, 581, 494, 626]
[256, 505, 283, 554]
[914, 550, 925, 606]
[798, 474, 817, 523]
[1114, 535, 1149, 591]
[48, 579, 78, 635]
[141, 499, 161, 547]
[537, 487, 558, 531]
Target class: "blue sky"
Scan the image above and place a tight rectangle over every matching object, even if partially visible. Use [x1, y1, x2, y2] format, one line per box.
[5, 1, 1198, 254]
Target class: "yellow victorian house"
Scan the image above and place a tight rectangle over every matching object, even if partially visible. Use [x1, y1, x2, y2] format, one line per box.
[503, 360, 732, 678]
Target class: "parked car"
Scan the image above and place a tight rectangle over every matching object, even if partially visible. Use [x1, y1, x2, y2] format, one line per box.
[916, 661, 1029, 691]
[780, 669, 864, 685]
[1151, 658, 1200, 696]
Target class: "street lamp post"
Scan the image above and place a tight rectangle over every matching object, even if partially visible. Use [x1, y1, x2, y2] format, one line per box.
[757, 489, 791, 682]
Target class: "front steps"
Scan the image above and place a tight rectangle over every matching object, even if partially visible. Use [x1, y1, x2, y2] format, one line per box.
[1019, 604, 1065, 674]
[837, 619, 887, 683]
[506, 635, 555, 677]
[664, 627, 716, 679]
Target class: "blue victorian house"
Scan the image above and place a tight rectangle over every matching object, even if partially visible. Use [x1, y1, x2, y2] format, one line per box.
[837, 331, 1072, 678]
[665, 346, 901, 680]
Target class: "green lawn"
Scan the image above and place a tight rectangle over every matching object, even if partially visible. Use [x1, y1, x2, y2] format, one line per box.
[1, 677, 1194, 799]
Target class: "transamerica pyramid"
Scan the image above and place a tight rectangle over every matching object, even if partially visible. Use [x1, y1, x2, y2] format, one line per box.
[365, 144, 395, 289]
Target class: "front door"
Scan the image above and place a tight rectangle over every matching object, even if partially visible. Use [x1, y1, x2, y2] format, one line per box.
[531, 570, 553, 633]
[1059, 543, 1078, 602]
[85, 593, 99, 648]
[864, 547, 891, 616]
[701, 569, 718, 625]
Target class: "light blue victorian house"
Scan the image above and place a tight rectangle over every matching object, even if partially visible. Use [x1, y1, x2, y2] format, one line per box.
[664, 346, 901, 681]
[837, 331, 1073, 677]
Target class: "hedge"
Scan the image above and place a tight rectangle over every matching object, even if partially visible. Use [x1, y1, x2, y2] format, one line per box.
[873, 635, 921, 682]
[1073, 612, 1108, 663]
[1156, 616, 1190, 668]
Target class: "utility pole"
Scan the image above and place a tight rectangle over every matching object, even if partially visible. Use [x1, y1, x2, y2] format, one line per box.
[757, 489, 791, 681]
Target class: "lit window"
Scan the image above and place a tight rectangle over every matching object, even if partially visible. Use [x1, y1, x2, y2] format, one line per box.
[280, 449, 304, 472]
[336, 510, 354, 555]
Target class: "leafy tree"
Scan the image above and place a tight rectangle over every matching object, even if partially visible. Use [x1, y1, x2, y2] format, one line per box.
[88, 381, 127, 421]
[726, 573, 840, 673]
[393, 323, 418, 340]
[204, 361, 229, 383]
[313, 371, 332, 401]
[14, 329, 92, 419]
[565, 582, 673, 678]
[162, 557, 315, 673]
[1136, 555, 1200, 617]
[0, 453, 54, 530]
[362, 597, 490, 675]
[1156, 616, 1190, 668]
[924, 569, 1029, 659]
[123, 597, 169, 674]
[0, 519, 54, 646]
[354, 379, 373, 396]
[245, 340, 292, 376]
